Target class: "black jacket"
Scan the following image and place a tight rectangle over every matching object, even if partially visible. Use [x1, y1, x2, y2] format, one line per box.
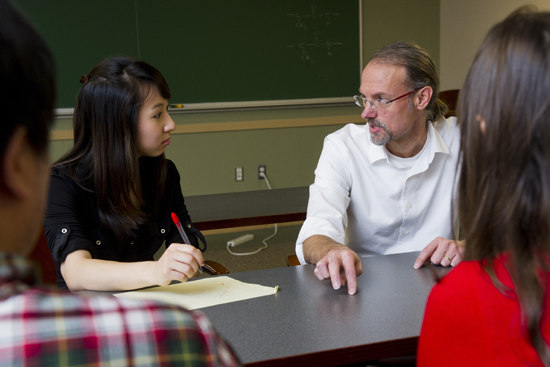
[44, 159, 205, 289]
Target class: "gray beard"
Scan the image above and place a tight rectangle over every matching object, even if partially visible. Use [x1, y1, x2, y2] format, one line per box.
[367, 119, 392, 146]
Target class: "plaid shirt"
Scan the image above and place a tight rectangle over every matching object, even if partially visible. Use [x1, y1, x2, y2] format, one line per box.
[0, 253, 241, 366]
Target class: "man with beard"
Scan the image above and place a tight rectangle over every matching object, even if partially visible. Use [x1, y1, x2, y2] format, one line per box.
[296, 42, 462, 295]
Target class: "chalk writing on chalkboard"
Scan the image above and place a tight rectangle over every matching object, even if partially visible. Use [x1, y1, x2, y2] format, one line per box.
[286, 5, 344, 64]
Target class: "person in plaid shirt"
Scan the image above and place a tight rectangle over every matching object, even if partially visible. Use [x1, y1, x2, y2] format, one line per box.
[0, 1, 240, 366]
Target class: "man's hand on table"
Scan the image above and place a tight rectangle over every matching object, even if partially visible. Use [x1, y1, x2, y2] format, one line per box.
[303, 235, 363, 295]
[414, 237, 465, 269]
[314, 247, 363, 295]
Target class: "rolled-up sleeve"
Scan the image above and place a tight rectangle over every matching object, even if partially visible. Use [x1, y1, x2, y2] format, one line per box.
[295, 135, 352, 264]
[43, 168, 97, 267]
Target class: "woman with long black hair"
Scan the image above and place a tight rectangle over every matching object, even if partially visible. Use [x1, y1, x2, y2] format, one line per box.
[44, 57, 205, 292]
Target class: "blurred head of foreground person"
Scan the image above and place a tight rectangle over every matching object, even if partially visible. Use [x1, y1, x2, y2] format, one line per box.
[0, 1, 240, 365]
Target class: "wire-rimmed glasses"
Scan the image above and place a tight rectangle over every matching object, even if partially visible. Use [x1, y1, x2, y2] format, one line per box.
[353, 87, 421, 109]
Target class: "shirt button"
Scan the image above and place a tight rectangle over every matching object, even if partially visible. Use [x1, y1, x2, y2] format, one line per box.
[130, 241, 135, 245]
[161, 229, 166, 234]
[96, 240, 101, 245]
[407, 203, 412, 209]
[187, 224, 191, 229]
[405, 230, 409, 235]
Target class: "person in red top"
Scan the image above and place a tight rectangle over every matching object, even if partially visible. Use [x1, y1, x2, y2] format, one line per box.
[418, 6, 550, 366]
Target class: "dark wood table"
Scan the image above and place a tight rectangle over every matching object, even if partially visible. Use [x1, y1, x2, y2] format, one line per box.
[197, 251, 446, 366]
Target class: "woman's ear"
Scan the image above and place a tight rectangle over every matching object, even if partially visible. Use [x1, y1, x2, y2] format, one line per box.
[416, 86, 433, 111]
[476, 114, 487, 135]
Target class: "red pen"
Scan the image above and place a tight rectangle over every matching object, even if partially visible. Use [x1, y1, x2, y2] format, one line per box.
[171, 212, 202, 274]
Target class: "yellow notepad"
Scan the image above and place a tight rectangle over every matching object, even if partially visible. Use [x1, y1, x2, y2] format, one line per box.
[114, 276, 278, 310]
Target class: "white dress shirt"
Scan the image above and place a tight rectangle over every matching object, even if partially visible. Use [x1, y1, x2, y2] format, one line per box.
[295, 116, 460, 264]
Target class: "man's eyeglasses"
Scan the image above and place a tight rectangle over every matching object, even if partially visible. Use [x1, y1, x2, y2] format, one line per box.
[353, 87, 421, 110]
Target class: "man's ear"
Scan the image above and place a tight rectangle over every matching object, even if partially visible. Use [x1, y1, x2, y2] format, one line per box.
[1, 126, 33, 198]
[415, 86, 433, 111]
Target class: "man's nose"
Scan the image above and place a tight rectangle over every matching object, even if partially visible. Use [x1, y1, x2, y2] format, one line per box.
[361, 102, 377, 120]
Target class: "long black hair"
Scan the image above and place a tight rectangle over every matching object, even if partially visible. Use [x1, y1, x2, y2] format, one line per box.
[55, 57, 171, 241]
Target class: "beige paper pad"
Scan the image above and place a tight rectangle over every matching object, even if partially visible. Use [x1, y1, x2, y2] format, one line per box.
[113, 276, 278, 310]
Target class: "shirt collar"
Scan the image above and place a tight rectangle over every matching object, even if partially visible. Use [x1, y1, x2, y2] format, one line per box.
[368, 140, 387, 164]
[368, 121, 450, 165]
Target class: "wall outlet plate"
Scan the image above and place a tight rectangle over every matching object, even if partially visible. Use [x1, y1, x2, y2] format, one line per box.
[235, 167, 243, 182]
[258, 165, 266, 179]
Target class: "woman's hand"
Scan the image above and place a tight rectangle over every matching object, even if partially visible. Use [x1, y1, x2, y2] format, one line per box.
[152, 243, 204, 286]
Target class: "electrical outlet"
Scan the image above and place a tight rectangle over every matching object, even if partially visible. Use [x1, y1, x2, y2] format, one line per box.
[258, 165, 266, 179]
[235, 167, 243, 182]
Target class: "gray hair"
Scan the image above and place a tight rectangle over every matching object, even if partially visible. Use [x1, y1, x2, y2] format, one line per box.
[368, 41, 447, 121]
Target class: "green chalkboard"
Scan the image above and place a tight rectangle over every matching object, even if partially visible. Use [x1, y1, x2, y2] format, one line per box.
[14, 0, 360, 109]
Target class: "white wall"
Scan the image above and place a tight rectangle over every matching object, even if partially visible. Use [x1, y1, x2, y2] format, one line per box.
[440, 0, 550, 91]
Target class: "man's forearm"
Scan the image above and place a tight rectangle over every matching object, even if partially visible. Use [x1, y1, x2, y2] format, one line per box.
[303, 234, 347, 264]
